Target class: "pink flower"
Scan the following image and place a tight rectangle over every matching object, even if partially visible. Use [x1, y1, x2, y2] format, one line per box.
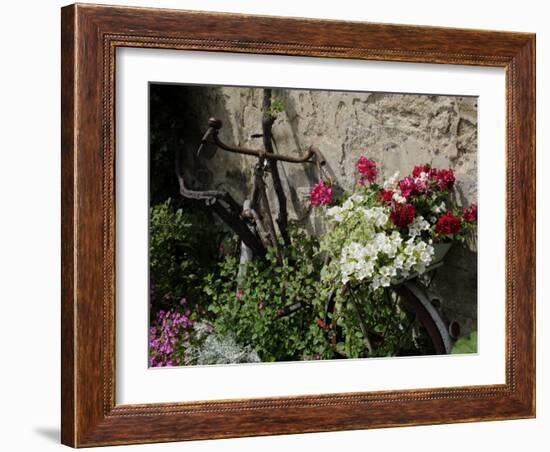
[398, 176, 415, 198]
[414, 178, 428, 193]
[149, 308, 193, 367]
[310, 180, 333, 207]
[390, 203, 416, 228]
[356, 156, 377, 184]
[436, 211, 462, 235]
[463, 203, 478, 222]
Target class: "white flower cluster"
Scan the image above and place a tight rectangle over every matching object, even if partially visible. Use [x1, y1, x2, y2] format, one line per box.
[433, 201, 446, 213]
[429, 202, 446, 223]
[361, 206, 389, 227]
[408, 215, 430, 238]
[392, 191, 407, 204]
[401, 237, 435, 276]
[340, 231, 402, 285]
[339, 233, 434, 290]
[326, 194, 388, 226]
[323, 182, 436, 291]
[383, 171, 400, 189]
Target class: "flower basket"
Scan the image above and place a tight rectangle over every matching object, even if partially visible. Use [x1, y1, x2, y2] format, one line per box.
[312, 158, 476, 293]
[391, 242, 452, 286]
[431, 242, 452, 266]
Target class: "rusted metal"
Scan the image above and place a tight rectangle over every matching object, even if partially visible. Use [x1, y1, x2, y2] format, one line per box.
[193, 112, 326, 262]
[395, 282, 452, 354]
[200, 116, 326, 166]
[175, 148, 266, 258]
[277, 300, 308, 317]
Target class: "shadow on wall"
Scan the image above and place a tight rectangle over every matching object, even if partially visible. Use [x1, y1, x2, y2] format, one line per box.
[171, 84, 249, 199]
[431, 245, 478, 335]
[278, 89, 341, 230]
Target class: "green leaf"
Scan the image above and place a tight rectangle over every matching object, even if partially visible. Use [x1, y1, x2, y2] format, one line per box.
[451, 332, 477, 354]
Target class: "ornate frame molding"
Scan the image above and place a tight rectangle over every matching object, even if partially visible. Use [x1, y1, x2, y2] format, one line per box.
[61, 4, 535, 447]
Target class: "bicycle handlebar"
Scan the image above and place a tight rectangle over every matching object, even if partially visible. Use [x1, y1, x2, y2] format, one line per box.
[197, 117, 326, 166]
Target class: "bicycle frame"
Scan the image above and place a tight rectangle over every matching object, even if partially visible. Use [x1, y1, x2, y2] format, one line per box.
[176, 116, 326, 261]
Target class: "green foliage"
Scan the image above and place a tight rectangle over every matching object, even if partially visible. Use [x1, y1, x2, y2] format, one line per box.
[318, 284, 418, 359]
[149, 199, 220, 311]
[189, 322, 262, 365]
[203, 230, 335, 361]
[268, 95, 285, 118]
[451, 331, 477, 354]
[202, 226, 422, 361]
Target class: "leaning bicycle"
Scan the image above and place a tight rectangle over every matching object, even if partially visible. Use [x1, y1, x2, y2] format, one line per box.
[175, 91, 468, 358]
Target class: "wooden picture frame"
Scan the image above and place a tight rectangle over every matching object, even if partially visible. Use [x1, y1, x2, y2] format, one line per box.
[61, 3, 535, 447]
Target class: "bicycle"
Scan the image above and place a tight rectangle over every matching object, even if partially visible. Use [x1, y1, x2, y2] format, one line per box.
[176, 100, 454, 357]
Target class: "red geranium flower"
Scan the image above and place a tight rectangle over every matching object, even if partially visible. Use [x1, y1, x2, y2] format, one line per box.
[379, 189, 394, 205]
[463, 203, 478, 222]
[412, 164, 431, 178]
[435, 168, 456, 191]
[390, 203, 416, 228]
[356, 156, 377, 184]
[436, 211, 462, 235]
[310, 180, 333, 207]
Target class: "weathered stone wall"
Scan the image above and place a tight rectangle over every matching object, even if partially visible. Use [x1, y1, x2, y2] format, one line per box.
[176, 86, 478, 335]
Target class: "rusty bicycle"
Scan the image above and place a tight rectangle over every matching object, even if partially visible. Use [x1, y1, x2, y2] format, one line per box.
[175, 92, 454, 357]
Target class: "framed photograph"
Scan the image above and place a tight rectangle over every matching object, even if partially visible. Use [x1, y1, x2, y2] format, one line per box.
[61, 3, 535, 447]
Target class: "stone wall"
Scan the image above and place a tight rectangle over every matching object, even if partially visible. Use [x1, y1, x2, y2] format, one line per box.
[175, 85, 478, 335]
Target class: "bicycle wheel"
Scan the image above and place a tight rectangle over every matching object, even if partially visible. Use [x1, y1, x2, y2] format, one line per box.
[390, 280, 452, 355]
[323, 279, 452, 357]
